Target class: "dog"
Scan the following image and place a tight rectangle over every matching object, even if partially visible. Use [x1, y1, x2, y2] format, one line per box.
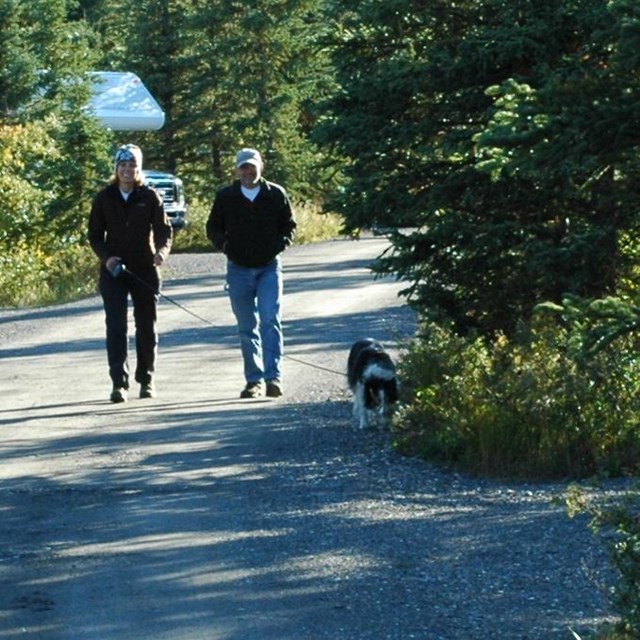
[347, 338, 399, 429]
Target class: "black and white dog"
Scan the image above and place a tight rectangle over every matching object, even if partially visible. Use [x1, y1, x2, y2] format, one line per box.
[347, 338, 399, 429]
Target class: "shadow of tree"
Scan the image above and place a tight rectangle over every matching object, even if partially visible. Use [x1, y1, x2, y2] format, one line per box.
[0, 398, 611, 639]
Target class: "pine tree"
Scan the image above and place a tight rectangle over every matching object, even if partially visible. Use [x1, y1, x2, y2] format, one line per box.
[314, 0, 640, 338]
[0, 0, 41, 116]
[89, 0, 336, 199]
[0, 0, 109, 245]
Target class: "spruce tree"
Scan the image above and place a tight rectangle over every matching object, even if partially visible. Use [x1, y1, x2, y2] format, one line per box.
[315, 0, 640, 338]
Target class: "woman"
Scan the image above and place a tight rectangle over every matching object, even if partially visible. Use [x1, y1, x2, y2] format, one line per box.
[88, 144, 172, 403]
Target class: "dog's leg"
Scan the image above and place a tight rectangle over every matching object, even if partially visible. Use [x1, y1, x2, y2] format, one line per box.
[356, 383, 368, 429]
[376, 388, 386, 418]
[352, 383, 361, 427]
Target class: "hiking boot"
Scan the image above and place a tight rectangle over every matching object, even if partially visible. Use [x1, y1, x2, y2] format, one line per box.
[110, 386, 128, 403]
[240, 381, 264, 399]
[139, 382, 156, 399]
[266, 379, 283, 398]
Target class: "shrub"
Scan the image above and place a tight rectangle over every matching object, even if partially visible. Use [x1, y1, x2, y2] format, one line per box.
[293, 202, 344, 244]
[393, 315, 640, 479]
[170, 198, 211, 253]
[567, 485, 640, 639]
[0, 241, 97, 308]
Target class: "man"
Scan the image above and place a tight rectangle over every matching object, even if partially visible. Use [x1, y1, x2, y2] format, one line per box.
[207, 148, 296, 398]
[88, 144, 172, 403]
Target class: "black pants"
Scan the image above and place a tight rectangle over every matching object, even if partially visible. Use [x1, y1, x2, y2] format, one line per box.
[99, 267, 159, 388]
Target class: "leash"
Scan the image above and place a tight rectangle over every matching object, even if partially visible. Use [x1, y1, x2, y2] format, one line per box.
[121, 264, 218, 327]
[119, 264, 348, 378]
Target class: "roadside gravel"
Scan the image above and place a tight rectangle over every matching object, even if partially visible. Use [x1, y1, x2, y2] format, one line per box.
[162, 251, 619, 640]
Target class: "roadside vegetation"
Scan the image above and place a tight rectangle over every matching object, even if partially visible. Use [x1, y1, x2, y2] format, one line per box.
[1, 1, 639, 635]
[567, 485, 640, 640]
[0, 199, 343, 307]
[394, 313, 640, 480]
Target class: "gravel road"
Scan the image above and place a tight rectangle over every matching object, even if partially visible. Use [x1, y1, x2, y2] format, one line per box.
[0, 238, 618, 639]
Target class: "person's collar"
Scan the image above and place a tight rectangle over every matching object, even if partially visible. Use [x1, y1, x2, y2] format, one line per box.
[119, 185, 134, 199]
[241, 184, 261, 201]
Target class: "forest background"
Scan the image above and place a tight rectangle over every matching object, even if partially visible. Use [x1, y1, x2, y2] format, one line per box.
[2, 2, 640, 635]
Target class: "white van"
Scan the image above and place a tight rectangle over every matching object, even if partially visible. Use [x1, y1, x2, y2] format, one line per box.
[143, 170, 188, 230]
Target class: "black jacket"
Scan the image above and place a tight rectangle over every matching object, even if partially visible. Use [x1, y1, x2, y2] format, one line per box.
[206, 179, 296, 268]
[88, 184, 172, 272]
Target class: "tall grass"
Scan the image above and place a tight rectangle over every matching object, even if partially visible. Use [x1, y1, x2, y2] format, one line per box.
[293, 201, 344, 244]
[0, 242, 97, 308]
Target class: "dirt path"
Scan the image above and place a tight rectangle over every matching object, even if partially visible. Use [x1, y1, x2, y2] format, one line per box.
[0, 237, 615, 639]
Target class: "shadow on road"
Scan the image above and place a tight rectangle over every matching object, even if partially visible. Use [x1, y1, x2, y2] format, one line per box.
[0, 397, 590, 640]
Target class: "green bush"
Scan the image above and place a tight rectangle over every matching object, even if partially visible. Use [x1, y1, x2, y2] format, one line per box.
[0, 241, 97, 308]
[393, 315, 640, 479]
[567, 486, 640, 639]
[170, 198, 211, 254]
[293, 202, 344, 244]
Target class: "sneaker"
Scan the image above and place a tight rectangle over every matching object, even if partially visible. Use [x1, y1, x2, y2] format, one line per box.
[240, 381, 264, 399]
[139, 382, 156, 399]
[266, 379, 283, 398]
[110, 386, 128, 403]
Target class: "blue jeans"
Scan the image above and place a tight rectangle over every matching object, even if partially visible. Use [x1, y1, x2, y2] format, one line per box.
[226, 258, 283, 383]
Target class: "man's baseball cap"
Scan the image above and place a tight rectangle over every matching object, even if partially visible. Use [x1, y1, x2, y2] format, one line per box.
[236, 148, 262, 168]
